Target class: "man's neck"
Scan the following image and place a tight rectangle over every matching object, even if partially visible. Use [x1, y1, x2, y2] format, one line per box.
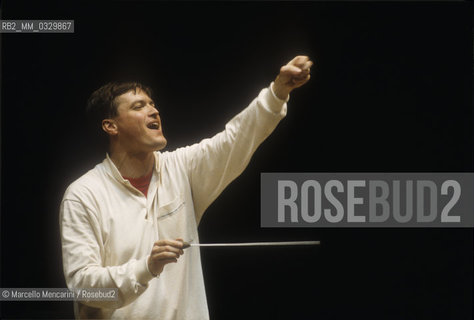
[109, 150, 155, 179]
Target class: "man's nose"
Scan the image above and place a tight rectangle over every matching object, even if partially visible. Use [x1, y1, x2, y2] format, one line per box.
[148, 105, 160, 118]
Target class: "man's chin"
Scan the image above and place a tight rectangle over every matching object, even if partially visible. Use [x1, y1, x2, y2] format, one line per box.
[152, 138, 167, 151]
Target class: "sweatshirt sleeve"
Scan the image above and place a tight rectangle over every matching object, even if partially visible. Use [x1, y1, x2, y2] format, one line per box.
[181, 83, 288, 222]
[59, 198, 154, 309]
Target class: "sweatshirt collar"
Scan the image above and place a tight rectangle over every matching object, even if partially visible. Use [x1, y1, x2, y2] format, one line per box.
[103, 152, 161, 185]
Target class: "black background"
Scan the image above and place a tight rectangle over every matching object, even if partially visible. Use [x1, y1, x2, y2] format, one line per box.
[1, 1, 472, 319]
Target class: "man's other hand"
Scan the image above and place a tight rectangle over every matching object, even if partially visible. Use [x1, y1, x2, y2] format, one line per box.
[147, 239, 184, 276]
[272, 55, 313, 100]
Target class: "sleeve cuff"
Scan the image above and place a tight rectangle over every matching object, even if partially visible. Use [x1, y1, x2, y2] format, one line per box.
[270, 81, 290, 104]
[259, 82, 288, 116]
[135, 255, 157, 285]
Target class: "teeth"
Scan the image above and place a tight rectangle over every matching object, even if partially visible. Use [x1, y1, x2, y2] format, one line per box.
[148, 123, 159, 129]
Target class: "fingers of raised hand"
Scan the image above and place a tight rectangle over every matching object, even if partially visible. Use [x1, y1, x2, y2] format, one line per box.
[289, 55, 312, 70]
[289, 55, 308, 65]
[281, 57, 313, 81]
[301, 60, 313, 72]
[280, 65, 304, 77]
[291, 74, 311, 87]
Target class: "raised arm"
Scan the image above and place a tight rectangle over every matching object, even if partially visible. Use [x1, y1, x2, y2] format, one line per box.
[178, 56, 313, 221]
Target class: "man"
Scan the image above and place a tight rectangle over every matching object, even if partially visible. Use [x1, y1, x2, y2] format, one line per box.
[60, 55, 313, 319]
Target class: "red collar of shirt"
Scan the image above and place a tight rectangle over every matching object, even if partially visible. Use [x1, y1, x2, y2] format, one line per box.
[123, 170, 153, 197]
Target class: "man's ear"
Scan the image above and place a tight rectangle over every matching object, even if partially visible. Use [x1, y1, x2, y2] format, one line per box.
[102, 119, 118, 136]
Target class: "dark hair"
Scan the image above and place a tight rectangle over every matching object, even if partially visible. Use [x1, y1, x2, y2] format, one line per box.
[87, 81, 153, 124]
[86, 82, 153, 150]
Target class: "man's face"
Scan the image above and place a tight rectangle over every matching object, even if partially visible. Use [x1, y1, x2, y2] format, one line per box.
[109, 88, 167, 153]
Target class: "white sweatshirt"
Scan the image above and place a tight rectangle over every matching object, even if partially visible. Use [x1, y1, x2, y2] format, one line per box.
[60, 84, 287, 319]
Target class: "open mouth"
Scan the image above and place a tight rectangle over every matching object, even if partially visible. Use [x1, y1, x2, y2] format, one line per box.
[147, 122, 160, 130]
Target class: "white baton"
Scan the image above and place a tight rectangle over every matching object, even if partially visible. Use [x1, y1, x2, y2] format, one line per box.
[182, 240, 320, 249]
